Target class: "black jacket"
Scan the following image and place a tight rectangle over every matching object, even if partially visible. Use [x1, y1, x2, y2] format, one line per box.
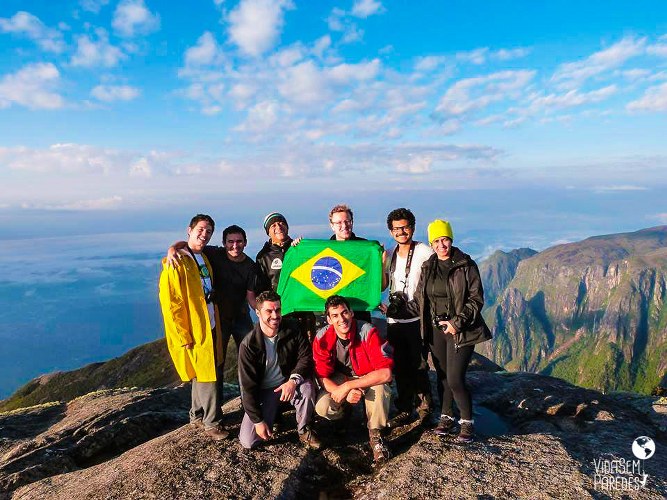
[238, 322, 313, 424]
[255, 237, 293, 293]
[329, 232, 366, 241]
[406, 247, 491, 348]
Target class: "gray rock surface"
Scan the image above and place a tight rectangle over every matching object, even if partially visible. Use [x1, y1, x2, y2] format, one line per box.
[2, 371, 665, 499]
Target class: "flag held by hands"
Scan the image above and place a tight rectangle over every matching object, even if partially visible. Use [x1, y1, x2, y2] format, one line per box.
[277, 239, 383, 314]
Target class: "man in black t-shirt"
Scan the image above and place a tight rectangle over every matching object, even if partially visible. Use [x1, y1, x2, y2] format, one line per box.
[207, 225, 258, 352]
[167, 224, 259, 353]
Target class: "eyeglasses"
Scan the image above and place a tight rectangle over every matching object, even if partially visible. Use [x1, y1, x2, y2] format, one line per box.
[391, 224, 413, 234]
[331, 220, 352, 227]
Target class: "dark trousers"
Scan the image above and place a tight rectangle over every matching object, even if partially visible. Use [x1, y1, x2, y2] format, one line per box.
[429, 326, 474, 420]
[239, 379, 316, 449]
[221, 313, 253, 353]
[387, 321, 432, 413]
[189, 328, 224, 429]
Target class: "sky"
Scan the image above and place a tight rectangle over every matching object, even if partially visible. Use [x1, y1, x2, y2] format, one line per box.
[1, 1, 667, 396]
[0, 0, 666, 228]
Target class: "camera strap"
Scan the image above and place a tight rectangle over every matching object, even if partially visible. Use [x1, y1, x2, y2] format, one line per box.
[186, 246, 213, 295]
[389, 241, 416, 294]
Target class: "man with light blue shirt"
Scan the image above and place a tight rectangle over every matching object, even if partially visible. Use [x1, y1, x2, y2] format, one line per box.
[237, 290, 321, 449]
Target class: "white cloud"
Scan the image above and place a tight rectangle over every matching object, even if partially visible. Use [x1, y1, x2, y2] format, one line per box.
[494, 47, 531, 61]
[0, 143, 124, 173]
[71, 29, 125, 68]
[112, 0, 160, 38]
[553, 36, 646, 88]
[456, 47, 530, 65]
[91, 84, 140, 102]
[326, 59, 380, 83]
[414, 56, 447, 72]
[327, 6, 364, 44]
[79, 0, 110, 13]
[278, 60, 330, 105]
[0, 63, 63, 110]
[228, 0, 293, 57]
[236, 100, 280, 132]
[647, 43, 667, 58]
[179, 81, 226, 115]
[270, 44, 306, 67]
[184, 32, 223, 67]
[654, 213, 667, 224]
[456, 48, 489, 65]
[395, 154, 433, 173]
[41, 196, 124, 210]
[435, 70, 535, 117]
[0, 11, 65, 53]
[527, 85, 617, 112]
[351, 0, 385, 18]
[627, 82, 667, 112]
[593, 185, 649, 193]
[312, 35, 331, 59]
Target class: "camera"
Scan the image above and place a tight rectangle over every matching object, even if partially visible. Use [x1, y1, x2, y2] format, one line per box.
[386, 291, 407, 317]
[432, 313, 451, 330]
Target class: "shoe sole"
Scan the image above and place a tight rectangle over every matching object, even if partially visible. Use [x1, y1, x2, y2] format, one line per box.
[433, 427, 458, 437]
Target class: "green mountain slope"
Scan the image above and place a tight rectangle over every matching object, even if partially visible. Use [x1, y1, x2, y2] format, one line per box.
[480, 226, 667, 394]
[0, 339, 239, 412]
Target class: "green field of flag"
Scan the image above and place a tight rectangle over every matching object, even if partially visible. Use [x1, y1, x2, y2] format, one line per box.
[276, 239, 383, 315]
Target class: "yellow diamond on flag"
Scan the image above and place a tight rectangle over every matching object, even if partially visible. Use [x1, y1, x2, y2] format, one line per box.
[290, 247, 366, 299]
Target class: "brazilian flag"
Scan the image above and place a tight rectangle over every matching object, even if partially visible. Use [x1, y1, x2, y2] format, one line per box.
[277, 239, 383, 315]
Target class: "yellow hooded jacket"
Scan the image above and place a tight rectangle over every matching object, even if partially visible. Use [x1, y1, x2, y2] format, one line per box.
[159, 250, 223, 383]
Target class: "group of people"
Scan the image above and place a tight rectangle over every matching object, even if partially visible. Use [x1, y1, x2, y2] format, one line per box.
[158, 205, 492, 464]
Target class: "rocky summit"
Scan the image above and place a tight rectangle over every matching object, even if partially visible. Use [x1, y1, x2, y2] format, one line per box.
[2, 360, 665, 499]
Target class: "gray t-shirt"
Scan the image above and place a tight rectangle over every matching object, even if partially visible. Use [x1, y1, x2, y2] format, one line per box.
[335, 337, 354, 377]
[261, 335, 284, 389]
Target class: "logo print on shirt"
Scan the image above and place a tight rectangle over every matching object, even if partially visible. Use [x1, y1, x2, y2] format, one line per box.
[271, 258, 283, 270]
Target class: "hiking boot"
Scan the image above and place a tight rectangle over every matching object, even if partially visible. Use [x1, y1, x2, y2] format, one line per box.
[434, 415, 458, 436]
[416, 394, 432, 422]
[272, 411, 285, 434]
[456, 421, 474, 444]
[189, 418, 204, 428]
[388, 411, 413, 428]
[369, 429, 391, 464]
[298, 426, 322, 450]
[205, 424, 230, 441]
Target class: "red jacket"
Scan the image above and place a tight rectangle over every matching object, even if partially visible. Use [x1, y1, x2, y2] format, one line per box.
[313, 319, 393, 379]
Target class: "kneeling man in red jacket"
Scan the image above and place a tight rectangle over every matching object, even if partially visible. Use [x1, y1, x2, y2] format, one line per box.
[312, 295, 394, 464]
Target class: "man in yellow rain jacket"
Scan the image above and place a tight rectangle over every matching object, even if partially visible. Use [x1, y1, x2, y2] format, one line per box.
[159, 214, 229, 440]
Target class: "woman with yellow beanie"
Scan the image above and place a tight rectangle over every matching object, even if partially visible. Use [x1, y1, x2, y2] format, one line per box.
[406, 219, 491, 443]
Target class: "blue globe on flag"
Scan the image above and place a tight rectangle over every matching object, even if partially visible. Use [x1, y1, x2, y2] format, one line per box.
[311, 256, 343, 290]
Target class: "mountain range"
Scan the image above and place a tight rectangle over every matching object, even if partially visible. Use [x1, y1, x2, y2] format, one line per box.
[479, 225, 667, 395]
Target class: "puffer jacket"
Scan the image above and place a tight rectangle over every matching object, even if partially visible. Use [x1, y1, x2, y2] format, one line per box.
[406, 247, 491, 348]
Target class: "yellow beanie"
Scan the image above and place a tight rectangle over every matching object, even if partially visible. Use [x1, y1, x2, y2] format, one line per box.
[427, 219, 454, 244]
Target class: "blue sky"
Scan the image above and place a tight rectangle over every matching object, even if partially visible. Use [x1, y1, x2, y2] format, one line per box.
[1, 0, 666, 224]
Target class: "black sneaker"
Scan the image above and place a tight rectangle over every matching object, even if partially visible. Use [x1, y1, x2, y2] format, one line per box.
[434, 415, 457, 436]
[456, 421, 474, 444]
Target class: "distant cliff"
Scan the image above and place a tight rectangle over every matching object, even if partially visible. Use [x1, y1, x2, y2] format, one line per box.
[479, 226, 667, 395]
